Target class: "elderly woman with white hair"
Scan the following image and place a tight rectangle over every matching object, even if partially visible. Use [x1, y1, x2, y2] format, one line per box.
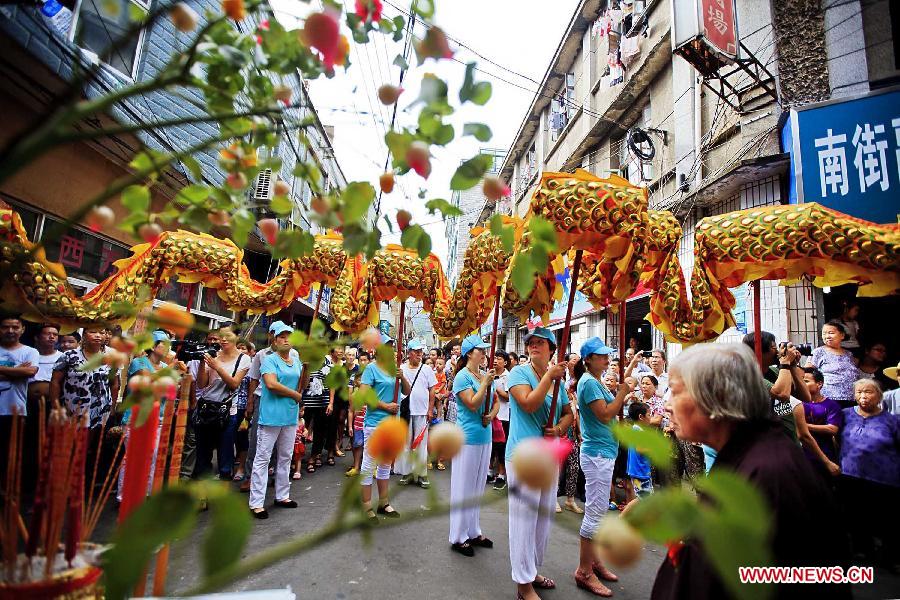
[651, 343, 850, 600]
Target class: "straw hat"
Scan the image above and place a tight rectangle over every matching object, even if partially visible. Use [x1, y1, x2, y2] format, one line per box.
[884, 362, 900, 382]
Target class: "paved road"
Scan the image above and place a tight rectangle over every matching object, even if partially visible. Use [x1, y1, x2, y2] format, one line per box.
[162, 453, 661, 599]
[118, 451, 896, 599]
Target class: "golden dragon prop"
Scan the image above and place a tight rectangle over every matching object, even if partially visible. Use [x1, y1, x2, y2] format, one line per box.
[1, 170, 897, 343]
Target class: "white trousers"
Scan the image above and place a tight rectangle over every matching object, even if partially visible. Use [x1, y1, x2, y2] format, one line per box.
[249, 424, 296, 509]
[394, 415, 429, 478]
[360, 425, 392, 486]
[448, 443, 491, 544]
[579, 453, 615, 539]
[508, 465, 558, 584]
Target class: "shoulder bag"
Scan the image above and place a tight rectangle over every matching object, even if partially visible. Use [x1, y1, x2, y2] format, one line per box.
[193, 355, 246, 428]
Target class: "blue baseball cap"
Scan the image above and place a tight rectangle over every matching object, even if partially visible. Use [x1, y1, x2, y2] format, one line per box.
[460, 334, 490, 357]
[380, 333, 394, 345]
[151, 330, 171, 344]
[406, 339, 425, 351]
[580, 336, 615, 359]
[523, 327, 556, 347]
[271, 322, 294, 337]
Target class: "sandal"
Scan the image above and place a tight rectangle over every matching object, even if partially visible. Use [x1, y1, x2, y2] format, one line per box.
[232, 472, 244, 481]
[273, 499, 298, 508]
[533, 576, 556, 589]
[335, 449, 345, 457]
[437, 462, 446, 471]
[326, 456, 336, 466]
[250, 508, 269, 519]
[574, 570, 612, 597]
[365, 509, 379, 523]
[292, 472, 302, 480]
[592, 563, 619, 582]
[377, 504, 401, 518]
[468, 536, 493, 548]
[307, 463, 316, 474]
[315, 457, 323, 468]
[451, 542, 474, 557]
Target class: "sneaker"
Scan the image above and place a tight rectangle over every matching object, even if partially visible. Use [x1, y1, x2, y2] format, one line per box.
[486, 474, 495, 484]
[418, 476, 431, 489]
[345, 467, 359, 477]
[492, 476, 507, 491]
[399, 474, 413, 485]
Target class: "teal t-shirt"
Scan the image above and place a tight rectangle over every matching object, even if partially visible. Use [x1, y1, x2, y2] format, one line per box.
[259, 353, 303, 427]
[505, 364, 566, 461]
[452, 368, 491, 445]
[361, 363, 398, 428]
[576, 373, 619, 459]
[123, 357, 167, 425]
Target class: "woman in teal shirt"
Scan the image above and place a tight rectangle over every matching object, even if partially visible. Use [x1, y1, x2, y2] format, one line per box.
[357, 349, 410, 522]
[448, 334, 496, 556]
[249, 323, 307, 519]
[506, 327, 574, 599]
[573, 337, 629, 596]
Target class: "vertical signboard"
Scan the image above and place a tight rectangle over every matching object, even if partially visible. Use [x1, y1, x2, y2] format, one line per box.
[701, 0, 738, 59]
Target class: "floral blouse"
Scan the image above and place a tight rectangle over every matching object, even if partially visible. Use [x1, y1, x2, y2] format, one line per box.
[811, 346, 858, 402]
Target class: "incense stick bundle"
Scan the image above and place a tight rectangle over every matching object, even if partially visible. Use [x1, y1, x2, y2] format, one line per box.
[153, 374, 192, 596]
[25, 406, 55, 564]
[65, 415, 89, 566]
[83, 430, 126, 542]
[3, 412, 23, 581]
[43, 411, 77, 577]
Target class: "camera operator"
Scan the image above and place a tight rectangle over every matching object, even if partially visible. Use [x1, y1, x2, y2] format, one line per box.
[191, 328, 250, 480]
[739, 332, 839, 477]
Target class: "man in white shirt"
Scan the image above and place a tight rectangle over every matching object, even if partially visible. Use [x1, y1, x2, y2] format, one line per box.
[648, 349, 669, 396]
[396, 339, 437, 488]
[25, 323, 61, 493]
[0, 316, 39, 484]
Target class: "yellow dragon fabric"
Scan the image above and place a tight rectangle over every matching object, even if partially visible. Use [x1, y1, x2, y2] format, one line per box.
[1, 170, 897, 343]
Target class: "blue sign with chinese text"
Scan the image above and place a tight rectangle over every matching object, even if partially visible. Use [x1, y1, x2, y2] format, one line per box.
[782, 87, 900, 224]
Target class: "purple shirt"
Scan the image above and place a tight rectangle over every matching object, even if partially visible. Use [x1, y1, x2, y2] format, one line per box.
[839, 408, 900, 488]
[811, 347, 857, 403]
[803, 399, 843, 462]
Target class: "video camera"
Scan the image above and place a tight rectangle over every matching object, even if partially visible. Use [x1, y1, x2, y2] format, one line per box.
[172, 339, 220, 362]
[778, 341, 813, 357]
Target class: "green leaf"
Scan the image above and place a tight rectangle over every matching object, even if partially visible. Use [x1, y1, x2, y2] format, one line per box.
[180, 155, 203, 180]
[121, 185, 150, 213]
[529, 216, 558, 247]
[272, 229, 315, 259]
[325, 364, 349, 402]
[382, 214, 394, 233]
[510, 253, 536, 297]
[293, 161, 322, 192]
[425, 198, 463, 218]
[459, 62, 492, 105]
[230, 208, 255, 247]
[624, 488, 700, 543]
[393, 54, 409, 69]
[417, 73, 449, 106]
[175, 184, 210, 206]
[101, 487, 197, 600]
[270, 194, 293, 216]
[611, 422, 673, 470]
[463, 122, 493, 142]
[351, 385, 380, 411]
[341, 182, 375, 223]
[450, 153, 494, 190]
[413, 0, 434, 19]
[400, 224, 432, 259]
[490, 214, 514, 253]
[202, 483, 251, 581]
[375, 344, 397, 377]
[341, 223, 382, 259]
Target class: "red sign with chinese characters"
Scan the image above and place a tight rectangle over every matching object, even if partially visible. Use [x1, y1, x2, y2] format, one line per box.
[701, 0, 737, 59]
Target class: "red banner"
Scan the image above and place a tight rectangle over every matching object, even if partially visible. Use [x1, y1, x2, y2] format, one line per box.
[701, 0, 737, 59]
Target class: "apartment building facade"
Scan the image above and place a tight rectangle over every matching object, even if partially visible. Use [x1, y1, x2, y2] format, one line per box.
[493, 0, 899, 358]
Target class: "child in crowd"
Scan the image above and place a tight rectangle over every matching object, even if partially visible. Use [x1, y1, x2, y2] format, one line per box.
[432, 356, 450, 470]
[346, 351, 369, 477]
[625, 402, 654, 504]
[292, 418, 308, 480]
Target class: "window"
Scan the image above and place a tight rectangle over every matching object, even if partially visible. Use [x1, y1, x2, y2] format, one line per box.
[72, 0, 149, 79]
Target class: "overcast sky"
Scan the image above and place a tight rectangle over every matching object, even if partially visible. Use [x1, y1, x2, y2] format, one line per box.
[271, 0, 579, 263]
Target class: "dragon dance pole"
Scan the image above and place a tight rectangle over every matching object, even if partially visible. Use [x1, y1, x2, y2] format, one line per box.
[392, 300, 406, 404]
[618, 301, 627, 417]
[546, 250, 583, 430]
[483, 286, 503, 417]
[299, 285, 325, 384]
[752, 281, 763, 368]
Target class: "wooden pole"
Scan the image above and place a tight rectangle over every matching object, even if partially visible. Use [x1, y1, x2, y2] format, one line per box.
[546, 250, 583, 430]
[299, 285, 325, 384]
[392, 300, 406, 404]
[752, 280, 763, 368]
[484, 287, 503, 417]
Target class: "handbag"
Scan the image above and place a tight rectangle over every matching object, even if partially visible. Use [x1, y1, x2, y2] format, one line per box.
[398, 365, 424, 423]
[491, 417, 506, 442]
[192, 355, 246, 427]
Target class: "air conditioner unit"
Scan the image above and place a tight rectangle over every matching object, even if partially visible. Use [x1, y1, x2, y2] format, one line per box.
[252, 168, 273, 203]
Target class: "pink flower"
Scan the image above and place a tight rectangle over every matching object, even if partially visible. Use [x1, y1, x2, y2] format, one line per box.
[354, 0, 382, 22]
[300, 10, 342, 70]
